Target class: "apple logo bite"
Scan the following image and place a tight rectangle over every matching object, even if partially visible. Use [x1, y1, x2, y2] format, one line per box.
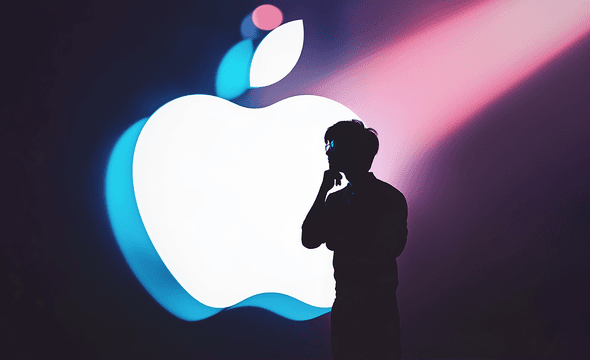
[106, 10, 361, 321]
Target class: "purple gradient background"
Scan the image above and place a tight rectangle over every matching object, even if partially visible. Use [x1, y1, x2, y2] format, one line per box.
[3, 0, 589, 358]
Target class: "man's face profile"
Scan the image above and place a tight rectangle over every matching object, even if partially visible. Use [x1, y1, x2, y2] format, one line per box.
[326, 138, 365, 174]
[325, 138, 345, 172]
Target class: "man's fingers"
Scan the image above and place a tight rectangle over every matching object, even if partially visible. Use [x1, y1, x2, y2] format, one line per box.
[323, 169, 343, 189]
[333, 170, 342, 186]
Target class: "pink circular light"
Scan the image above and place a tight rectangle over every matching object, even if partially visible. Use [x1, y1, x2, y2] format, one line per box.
[252, 4, 283, 31]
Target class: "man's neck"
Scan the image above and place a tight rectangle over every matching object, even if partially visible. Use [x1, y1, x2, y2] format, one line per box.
[344, 171, 373, 188]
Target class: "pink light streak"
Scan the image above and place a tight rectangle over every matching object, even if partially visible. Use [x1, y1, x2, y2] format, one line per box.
[312, 0, 590, 198]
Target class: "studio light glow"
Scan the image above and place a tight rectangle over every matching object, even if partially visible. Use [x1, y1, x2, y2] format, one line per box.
[106, 114, 339, 320]
[252, 4, 283, 31]
[132, 94, 358, 311]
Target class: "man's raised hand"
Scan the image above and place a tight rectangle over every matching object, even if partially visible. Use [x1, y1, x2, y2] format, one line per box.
[320, 169, 343, 193]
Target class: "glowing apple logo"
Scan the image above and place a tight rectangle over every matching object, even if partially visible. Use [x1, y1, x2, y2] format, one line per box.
[105, 6, 360, 321]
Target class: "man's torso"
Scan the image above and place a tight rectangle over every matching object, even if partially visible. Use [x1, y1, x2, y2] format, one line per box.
[325, 173, 408, 301]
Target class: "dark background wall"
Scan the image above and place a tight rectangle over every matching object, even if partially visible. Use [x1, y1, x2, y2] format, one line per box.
[2, 0, 589, 358]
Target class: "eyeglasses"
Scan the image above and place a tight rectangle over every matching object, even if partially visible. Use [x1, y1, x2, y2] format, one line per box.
[325, 140, 336, 153]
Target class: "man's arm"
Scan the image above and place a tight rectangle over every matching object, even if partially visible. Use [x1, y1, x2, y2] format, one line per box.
[374, 211, 407, 258]
[301, 169, 341, 249]
[374, 192, 408, 258]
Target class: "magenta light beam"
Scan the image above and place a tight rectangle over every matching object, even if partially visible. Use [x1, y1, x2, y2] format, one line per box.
[312, 0, 590, 198]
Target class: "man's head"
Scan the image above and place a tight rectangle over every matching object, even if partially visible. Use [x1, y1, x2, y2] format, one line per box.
[324, 120, 379, 174]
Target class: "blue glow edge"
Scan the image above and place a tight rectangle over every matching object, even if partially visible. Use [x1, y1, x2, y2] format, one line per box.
[104, 118, 331, 321]
[215, 39, 254, 100]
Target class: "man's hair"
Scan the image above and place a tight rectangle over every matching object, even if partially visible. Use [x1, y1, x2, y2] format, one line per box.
[324, 119, 379, 170]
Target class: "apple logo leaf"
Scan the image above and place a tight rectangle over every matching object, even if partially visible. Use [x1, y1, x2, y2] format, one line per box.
[250, 19, 304, 88]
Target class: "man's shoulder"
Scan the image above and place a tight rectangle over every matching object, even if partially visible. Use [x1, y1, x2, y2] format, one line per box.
[374, 177, 406, 204]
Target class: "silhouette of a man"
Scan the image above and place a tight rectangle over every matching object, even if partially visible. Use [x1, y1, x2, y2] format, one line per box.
[302, 120, 408, 360]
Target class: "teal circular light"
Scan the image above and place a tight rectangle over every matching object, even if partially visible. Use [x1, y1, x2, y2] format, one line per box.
[240, 13, 261, 39]
[215, 39, 254, 100]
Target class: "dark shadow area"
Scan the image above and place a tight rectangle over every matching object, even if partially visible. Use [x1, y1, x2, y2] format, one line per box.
[398, 33, 590, 359]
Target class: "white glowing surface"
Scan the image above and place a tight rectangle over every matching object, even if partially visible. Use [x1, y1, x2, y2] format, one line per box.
[250, 20, 304, 88]
[133, 94, 358, 308]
